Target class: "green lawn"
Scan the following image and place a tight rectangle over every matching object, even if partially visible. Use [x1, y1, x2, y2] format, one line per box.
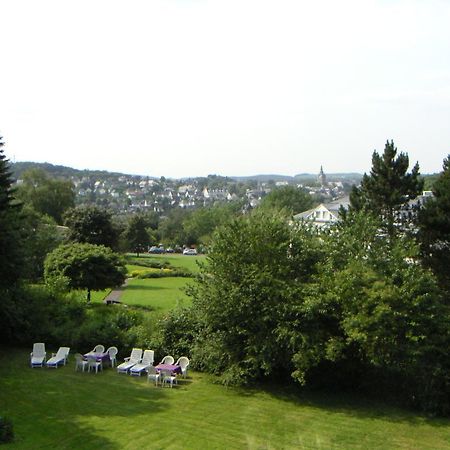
[1, 348, 449, 449]
[119, 278, 193, 312]
[127, 253, 206, 273]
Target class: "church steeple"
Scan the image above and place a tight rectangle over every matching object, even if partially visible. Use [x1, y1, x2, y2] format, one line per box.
[318, 166, 327, 187]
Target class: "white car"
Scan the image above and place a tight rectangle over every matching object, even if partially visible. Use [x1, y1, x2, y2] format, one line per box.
[183, 248, 198, 255]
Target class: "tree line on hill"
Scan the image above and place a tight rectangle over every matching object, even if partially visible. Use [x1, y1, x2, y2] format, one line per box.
[1, 136, 449, 415]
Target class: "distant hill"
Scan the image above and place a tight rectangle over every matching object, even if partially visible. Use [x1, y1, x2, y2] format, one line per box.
[10, 162, 144, 180]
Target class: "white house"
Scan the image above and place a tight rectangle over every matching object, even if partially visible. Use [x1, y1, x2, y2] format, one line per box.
[294, 197, 350, 227]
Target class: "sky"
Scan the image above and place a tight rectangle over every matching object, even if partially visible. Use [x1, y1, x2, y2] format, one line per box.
[1, 0, 450, 178]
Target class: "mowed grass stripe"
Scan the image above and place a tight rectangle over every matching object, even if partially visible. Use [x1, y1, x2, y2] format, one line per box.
[1, 349, 450, 449]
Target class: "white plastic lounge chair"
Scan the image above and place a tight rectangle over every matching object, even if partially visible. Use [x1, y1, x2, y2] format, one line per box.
[147, 366, 161, 386]
[46, 347, 70, 368]
[117, 348, 142, 374]
[161, 369, 177, 388]
[160, 355, 174, 365]
[175, 356, 190, 378]
[130, 350, 154, 376]
[106, 346, 118, 368]
[30, 343, 46, 368]
[75, 353, 88, 372]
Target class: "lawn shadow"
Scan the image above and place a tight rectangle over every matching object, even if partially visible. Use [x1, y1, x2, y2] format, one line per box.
[230, 379, 450, 428]
[0, 348, 173, 449]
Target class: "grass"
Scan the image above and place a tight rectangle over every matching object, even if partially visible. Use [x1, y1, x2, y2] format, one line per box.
[1, 348, 449, 449]
[126, 253, 206, 274]
[119, 277, 193, 312]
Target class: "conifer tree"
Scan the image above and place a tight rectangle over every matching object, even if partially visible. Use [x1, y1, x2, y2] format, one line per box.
[0, 136, 23, 288]
[418, 155, 450, 292]
[349, 140, 423, 238]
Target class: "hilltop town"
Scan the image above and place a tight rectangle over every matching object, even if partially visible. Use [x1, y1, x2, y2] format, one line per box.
[11, 162, 361, 215]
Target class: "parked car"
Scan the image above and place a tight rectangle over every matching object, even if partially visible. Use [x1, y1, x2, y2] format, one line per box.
[149, 246, 165, 254]
[166, 247, 175, 253]
[183, 248, 198, 255]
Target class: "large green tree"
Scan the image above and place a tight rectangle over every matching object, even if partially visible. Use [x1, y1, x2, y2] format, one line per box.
[349, 140, 423, 238]
[0, 136, 23, 288]
[187, 210, 323, 385]
[44, 243, 126, 302]
[417, 155, 450, 292]
[16, 168, 75, 224]
[63, 205, 119, 249]
[124, 214, 150, 256]
[260, 185, 314, 215]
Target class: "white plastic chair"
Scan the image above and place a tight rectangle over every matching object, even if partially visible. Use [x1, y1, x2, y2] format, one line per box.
[175, 356, 190, 378]
[106, 346, 118, 368]
[117, 348, 142, 374]
[160, 355, 174, 365]
[147, 366, 161, 386]
[87, 357, 103, 374]
[75, 353, 88, 372]
[46, 347, 70, 368]
[161, 369, 177, 388]
[130, 350, 154, 376]
[30, 343, 46, 368]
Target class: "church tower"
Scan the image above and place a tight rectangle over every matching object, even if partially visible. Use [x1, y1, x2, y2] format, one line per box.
[318, 166, 327, 187]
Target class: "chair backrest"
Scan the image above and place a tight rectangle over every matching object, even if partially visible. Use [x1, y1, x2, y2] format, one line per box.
[74, 353, 84, 363]
[55, 347, 70, 359]
[161, 355, 174, 365]
[88, 358, 99, 369]
[176, 356, 190, 370]
[92, 345, 105, 354]
[32, 343, 46, 357]
[147, 365, 157, 375]
[130, 348, 143, 363]
[106, 346, 118, 358]
[141, 350, 154, 365]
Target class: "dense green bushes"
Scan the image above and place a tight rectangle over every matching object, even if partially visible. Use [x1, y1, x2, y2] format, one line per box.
[158, 210, 450, 415]
[0, 284, 146, 355]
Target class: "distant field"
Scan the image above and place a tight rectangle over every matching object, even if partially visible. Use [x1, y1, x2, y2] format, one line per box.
[126, 253, 206, 273]
[119, 277, 193, 312]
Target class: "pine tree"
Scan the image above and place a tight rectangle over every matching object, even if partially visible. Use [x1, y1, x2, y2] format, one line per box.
[0, 136, 23, 288]
[418, 155, 450, 292]
[349, 140, 423, 238]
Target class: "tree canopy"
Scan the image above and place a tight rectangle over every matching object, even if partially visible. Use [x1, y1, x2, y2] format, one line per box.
[124, 214, 150, 256]
[260, 185, 314, 215]
[0, 136, 23, 288]
[44, 243, 126, 302]
[16, 168, 75, 224]
[349, 140, 423, 238]
[63, 205, 119, 249]
[418, 155, 450, 292]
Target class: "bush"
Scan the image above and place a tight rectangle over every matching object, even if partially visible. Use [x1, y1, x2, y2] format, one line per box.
[0, 416, 14, 444]
[129, 268, 192, 279]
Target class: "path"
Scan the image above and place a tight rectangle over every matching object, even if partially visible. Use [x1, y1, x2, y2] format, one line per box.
[103, 278, 130, 305]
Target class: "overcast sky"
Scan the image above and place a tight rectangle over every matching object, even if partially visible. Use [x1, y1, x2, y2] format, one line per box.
[1, 0, 449, 178]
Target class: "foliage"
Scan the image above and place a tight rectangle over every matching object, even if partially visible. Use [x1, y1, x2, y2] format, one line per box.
[186, 210, 323, 385]
[182, 202, 242, 246]
[20, 206, 63, 281]
[129, 267, 192, 279]
[123, 214, 150, 256]
[0, 416, 14, 444]
[63, 205, 119, 249]
[259, 185, 314, 215]
[0, 136, 24, 289]
[418, 155, 450, 293]
[349, 140, 423, 238]
[158, 208, 191, 246]
[44, 243, 126, 302]
[288, 214, 450, 414]
[15, 168, 75, 224]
